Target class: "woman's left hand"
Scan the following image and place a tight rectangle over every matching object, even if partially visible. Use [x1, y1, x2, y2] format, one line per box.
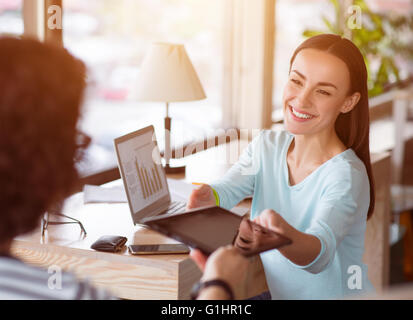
[253, 209, 293, 238]
[253, 209, 322, 266]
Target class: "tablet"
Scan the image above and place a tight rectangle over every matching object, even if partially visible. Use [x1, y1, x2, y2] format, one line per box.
[141, 206, 292, 257]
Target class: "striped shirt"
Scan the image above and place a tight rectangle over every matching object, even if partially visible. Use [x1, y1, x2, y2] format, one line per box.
[0, 255, 114, 300]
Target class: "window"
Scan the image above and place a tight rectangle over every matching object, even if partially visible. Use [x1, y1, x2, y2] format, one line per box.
[63, 0, 224, 175]
[273, 0, 335, 116]
[365, 0, 413, 81]
[0, 0, 23, 36]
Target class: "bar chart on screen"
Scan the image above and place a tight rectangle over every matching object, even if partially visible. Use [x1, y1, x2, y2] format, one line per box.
[118, 133, 169, 213]
[135, 158, 163, 199]
[133, 144, 167, 208]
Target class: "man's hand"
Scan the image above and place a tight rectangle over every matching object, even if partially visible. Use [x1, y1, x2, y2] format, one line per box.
[198, 246, 249, 300]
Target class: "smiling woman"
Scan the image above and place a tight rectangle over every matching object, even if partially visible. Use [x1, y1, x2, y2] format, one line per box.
[188, 34, 377, 300]
[286, 34, 374, 219]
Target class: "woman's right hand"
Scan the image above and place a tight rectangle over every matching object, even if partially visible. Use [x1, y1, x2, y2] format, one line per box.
[186, 184, 216, 210]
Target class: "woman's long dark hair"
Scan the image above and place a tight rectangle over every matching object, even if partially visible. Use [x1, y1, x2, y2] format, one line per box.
[289, 34, 375, 220]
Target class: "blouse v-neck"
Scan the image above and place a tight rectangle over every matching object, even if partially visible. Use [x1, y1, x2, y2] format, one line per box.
[283, 133, 352, 190]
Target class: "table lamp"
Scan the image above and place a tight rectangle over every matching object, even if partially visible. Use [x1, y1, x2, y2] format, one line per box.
[135, 42, 206, 173]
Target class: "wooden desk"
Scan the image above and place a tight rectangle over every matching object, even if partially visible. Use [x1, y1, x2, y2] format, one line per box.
[11, 174, 265, 300]
[11, 183, 202, 300]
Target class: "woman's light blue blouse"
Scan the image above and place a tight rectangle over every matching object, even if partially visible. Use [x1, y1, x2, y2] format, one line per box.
[209, 130, 375, 300]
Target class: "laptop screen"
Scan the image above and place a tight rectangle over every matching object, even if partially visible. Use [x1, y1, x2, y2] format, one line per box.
[114, 126, 170, 224]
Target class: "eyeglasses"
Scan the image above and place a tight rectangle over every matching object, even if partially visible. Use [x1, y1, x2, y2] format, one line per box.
[41, 211, 87, 236]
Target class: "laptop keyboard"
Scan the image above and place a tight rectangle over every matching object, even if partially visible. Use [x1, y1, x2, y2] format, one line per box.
[164, 201, 186, 215]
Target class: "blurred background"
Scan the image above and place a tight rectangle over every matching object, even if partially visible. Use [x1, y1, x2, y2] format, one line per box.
[1, 0, 413, 295]
[2, 0, 412, 170]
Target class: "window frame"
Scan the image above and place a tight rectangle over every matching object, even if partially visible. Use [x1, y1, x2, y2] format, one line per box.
[23, 0, 62, 44]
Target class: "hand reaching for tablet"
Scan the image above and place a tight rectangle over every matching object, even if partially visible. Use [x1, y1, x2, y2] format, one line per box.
[186, 184, 216, 210]
[192, 246, 249, 300]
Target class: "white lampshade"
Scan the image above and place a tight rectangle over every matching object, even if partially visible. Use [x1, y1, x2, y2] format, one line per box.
[135, 42, 206, 102]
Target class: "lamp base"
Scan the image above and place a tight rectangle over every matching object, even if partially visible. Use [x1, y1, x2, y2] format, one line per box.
[164, 163, 186, 174]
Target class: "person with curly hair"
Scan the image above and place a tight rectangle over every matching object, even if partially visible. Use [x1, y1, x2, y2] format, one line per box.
[0, 36, 113, 299]
[0, 36, 252, 301]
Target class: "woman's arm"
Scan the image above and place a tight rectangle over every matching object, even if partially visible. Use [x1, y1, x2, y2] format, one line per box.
[254, 209, 322, 266]
[254, 164, 369, 273]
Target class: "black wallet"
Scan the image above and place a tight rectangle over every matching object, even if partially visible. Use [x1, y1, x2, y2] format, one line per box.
[91, 235, 127, 252]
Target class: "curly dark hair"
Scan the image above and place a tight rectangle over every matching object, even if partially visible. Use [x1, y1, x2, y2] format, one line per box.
[0, 37, 86, 242]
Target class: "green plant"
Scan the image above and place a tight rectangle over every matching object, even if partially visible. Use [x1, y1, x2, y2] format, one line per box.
[303, 0, 413, 97]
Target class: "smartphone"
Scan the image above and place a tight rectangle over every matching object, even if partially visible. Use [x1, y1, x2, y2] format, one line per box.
[128, 244, 190, 255]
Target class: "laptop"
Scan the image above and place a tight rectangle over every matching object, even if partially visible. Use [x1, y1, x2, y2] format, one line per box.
[114, 125, 186, 225]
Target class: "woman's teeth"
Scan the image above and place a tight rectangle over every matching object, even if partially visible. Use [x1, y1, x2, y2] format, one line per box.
[290, 106, 314, 119]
